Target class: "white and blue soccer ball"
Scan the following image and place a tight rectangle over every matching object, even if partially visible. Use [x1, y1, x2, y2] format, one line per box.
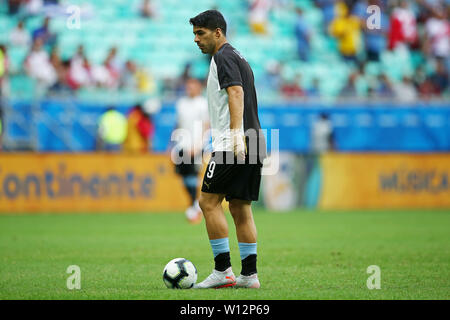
[162, 258, 197, 289]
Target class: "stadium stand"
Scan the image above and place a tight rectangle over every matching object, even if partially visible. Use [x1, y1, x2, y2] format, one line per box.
[0, 0, 448, 152]
[1, 0, 448, 100]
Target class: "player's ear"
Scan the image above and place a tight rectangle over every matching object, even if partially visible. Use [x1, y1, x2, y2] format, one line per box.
[215, 28, 222, 38]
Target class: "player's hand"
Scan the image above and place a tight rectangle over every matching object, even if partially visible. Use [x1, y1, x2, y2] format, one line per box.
[231, 130, 246, 162]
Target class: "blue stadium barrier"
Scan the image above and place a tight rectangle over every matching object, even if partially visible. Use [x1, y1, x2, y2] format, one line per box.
[3, 100, 450, 152]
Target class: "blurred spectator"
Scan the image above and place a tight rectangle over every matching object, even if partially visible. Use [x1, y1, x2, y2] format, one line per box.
[329, 1, 362, 63]
[374, 74, 395, 99]
[48, 46, 65, 93]
[0, 49, 3, 77]
[294, 7, 311, 61]
[121, 60, 156, 94]
[248, 0, 273, 35]
[70, 55, 94, 89]
[363, 0, 388, 61]
[0, 45, 7, 90]
[281, 75, 305, 99]
[25, 0, 44, 15]
[316, 0, 336, 30]
[91, 62, 115, 88]
[7, 0, 22, 15]
[429, 59, 449, 95]
[306, 78, 321, 99]
[90, 48, 122, 89]
[32, 16, 56, 47]
[259, 60, 282, 92]
[417, 75, 439, 99]
[68, 45, 90, 89]
[71, 44, 86, 66]
[0, 0, 448, 104]
[0, 45, 7, 106]
[140, 0, 159, 19]
[424, 9, 450, 60]
[393, 76, 418, 102]
[350, 0, 369, 19]
[24, 37, 57, 88]
[121, 60, 137, 90]
[49, 46, 61, 70]
[97, 107, 128, 152]
[340, 71, 359, 98]
[413, 64, 427, 86]
[9, 20, 31, 47]
[123, 104, 155, 153]
[48, 46, 77, 94]
[105, 46, 122, 74]
[58, 60, 77, 91]
[388, 0, 418, 50]
[311, 113, 334, 153]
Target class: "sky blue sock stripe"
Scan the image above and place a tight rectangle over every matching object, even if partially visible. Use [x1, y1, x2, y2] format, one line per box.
[238, 242, 257, 260]
[210, 238, 230, 258]
[183, 175, 198, 188]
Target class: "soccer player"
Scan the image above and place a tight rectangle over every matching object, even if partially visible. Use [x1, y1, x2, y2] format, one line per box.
[173, 78, 209, 224]
[189, 10, 266, 289]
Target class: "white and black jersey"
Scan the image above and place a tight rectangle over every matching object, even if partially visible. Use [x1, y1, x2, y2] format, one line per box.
[206, 43, 266, 163]
[202, 43, 266, 201]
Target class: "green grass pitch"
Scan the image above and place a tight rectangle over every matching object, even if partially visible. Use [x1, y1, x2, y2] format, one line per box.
[0, 209, 449, 300]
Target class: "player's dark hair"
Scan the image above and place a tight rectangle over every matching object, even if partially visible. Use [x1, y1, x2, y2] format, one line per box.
[189, 10, 227, 36]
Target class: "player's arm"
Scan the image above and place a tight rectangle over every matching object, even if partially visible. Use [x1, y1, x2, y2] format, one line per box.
[214, 51, 245, 161]
[226, 85, 246, 161]
[227, 85, 244, 130]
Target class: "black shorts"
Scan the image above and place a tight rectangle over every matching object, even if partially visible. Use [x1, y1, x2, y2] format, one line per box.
[174, 149, 200, 176]
[201, 151, 263, 202]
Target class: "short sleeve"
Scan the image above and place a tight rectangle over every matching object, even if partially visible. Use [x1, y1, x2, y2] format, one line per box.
[214, 51, 243, 90]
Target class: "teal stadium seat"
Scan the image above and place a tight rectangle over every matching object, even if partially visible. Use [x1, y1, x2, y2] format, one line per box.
[381, 48, 414, 82]
[9, 75, 37, 100]
[6, 46, 28, 74]
[0, 17, 14, 43]
[366, 61, 381, 77]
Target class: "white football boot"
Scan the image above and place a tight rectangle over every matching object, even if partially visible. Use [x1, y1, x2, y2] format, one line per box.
[185, 206, 202, 225]
[193, 267, 236, 289]
[235, 273, 260, 289]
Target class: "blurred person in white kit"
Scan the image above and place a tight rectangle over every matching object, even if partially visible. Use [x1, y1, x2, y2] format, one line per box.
[172, 78, 210, 224]
[311, 113, 334, 153]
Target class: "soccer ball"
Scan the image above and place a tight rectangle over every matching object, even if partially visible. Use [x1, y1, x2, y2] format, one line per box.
[162, 258, 197, 289]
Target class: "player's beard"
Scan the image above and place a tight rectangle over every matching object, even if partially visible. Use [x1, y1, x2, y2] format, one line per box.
[199, 45, 210, 54]
[199, 41, 214, 55]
